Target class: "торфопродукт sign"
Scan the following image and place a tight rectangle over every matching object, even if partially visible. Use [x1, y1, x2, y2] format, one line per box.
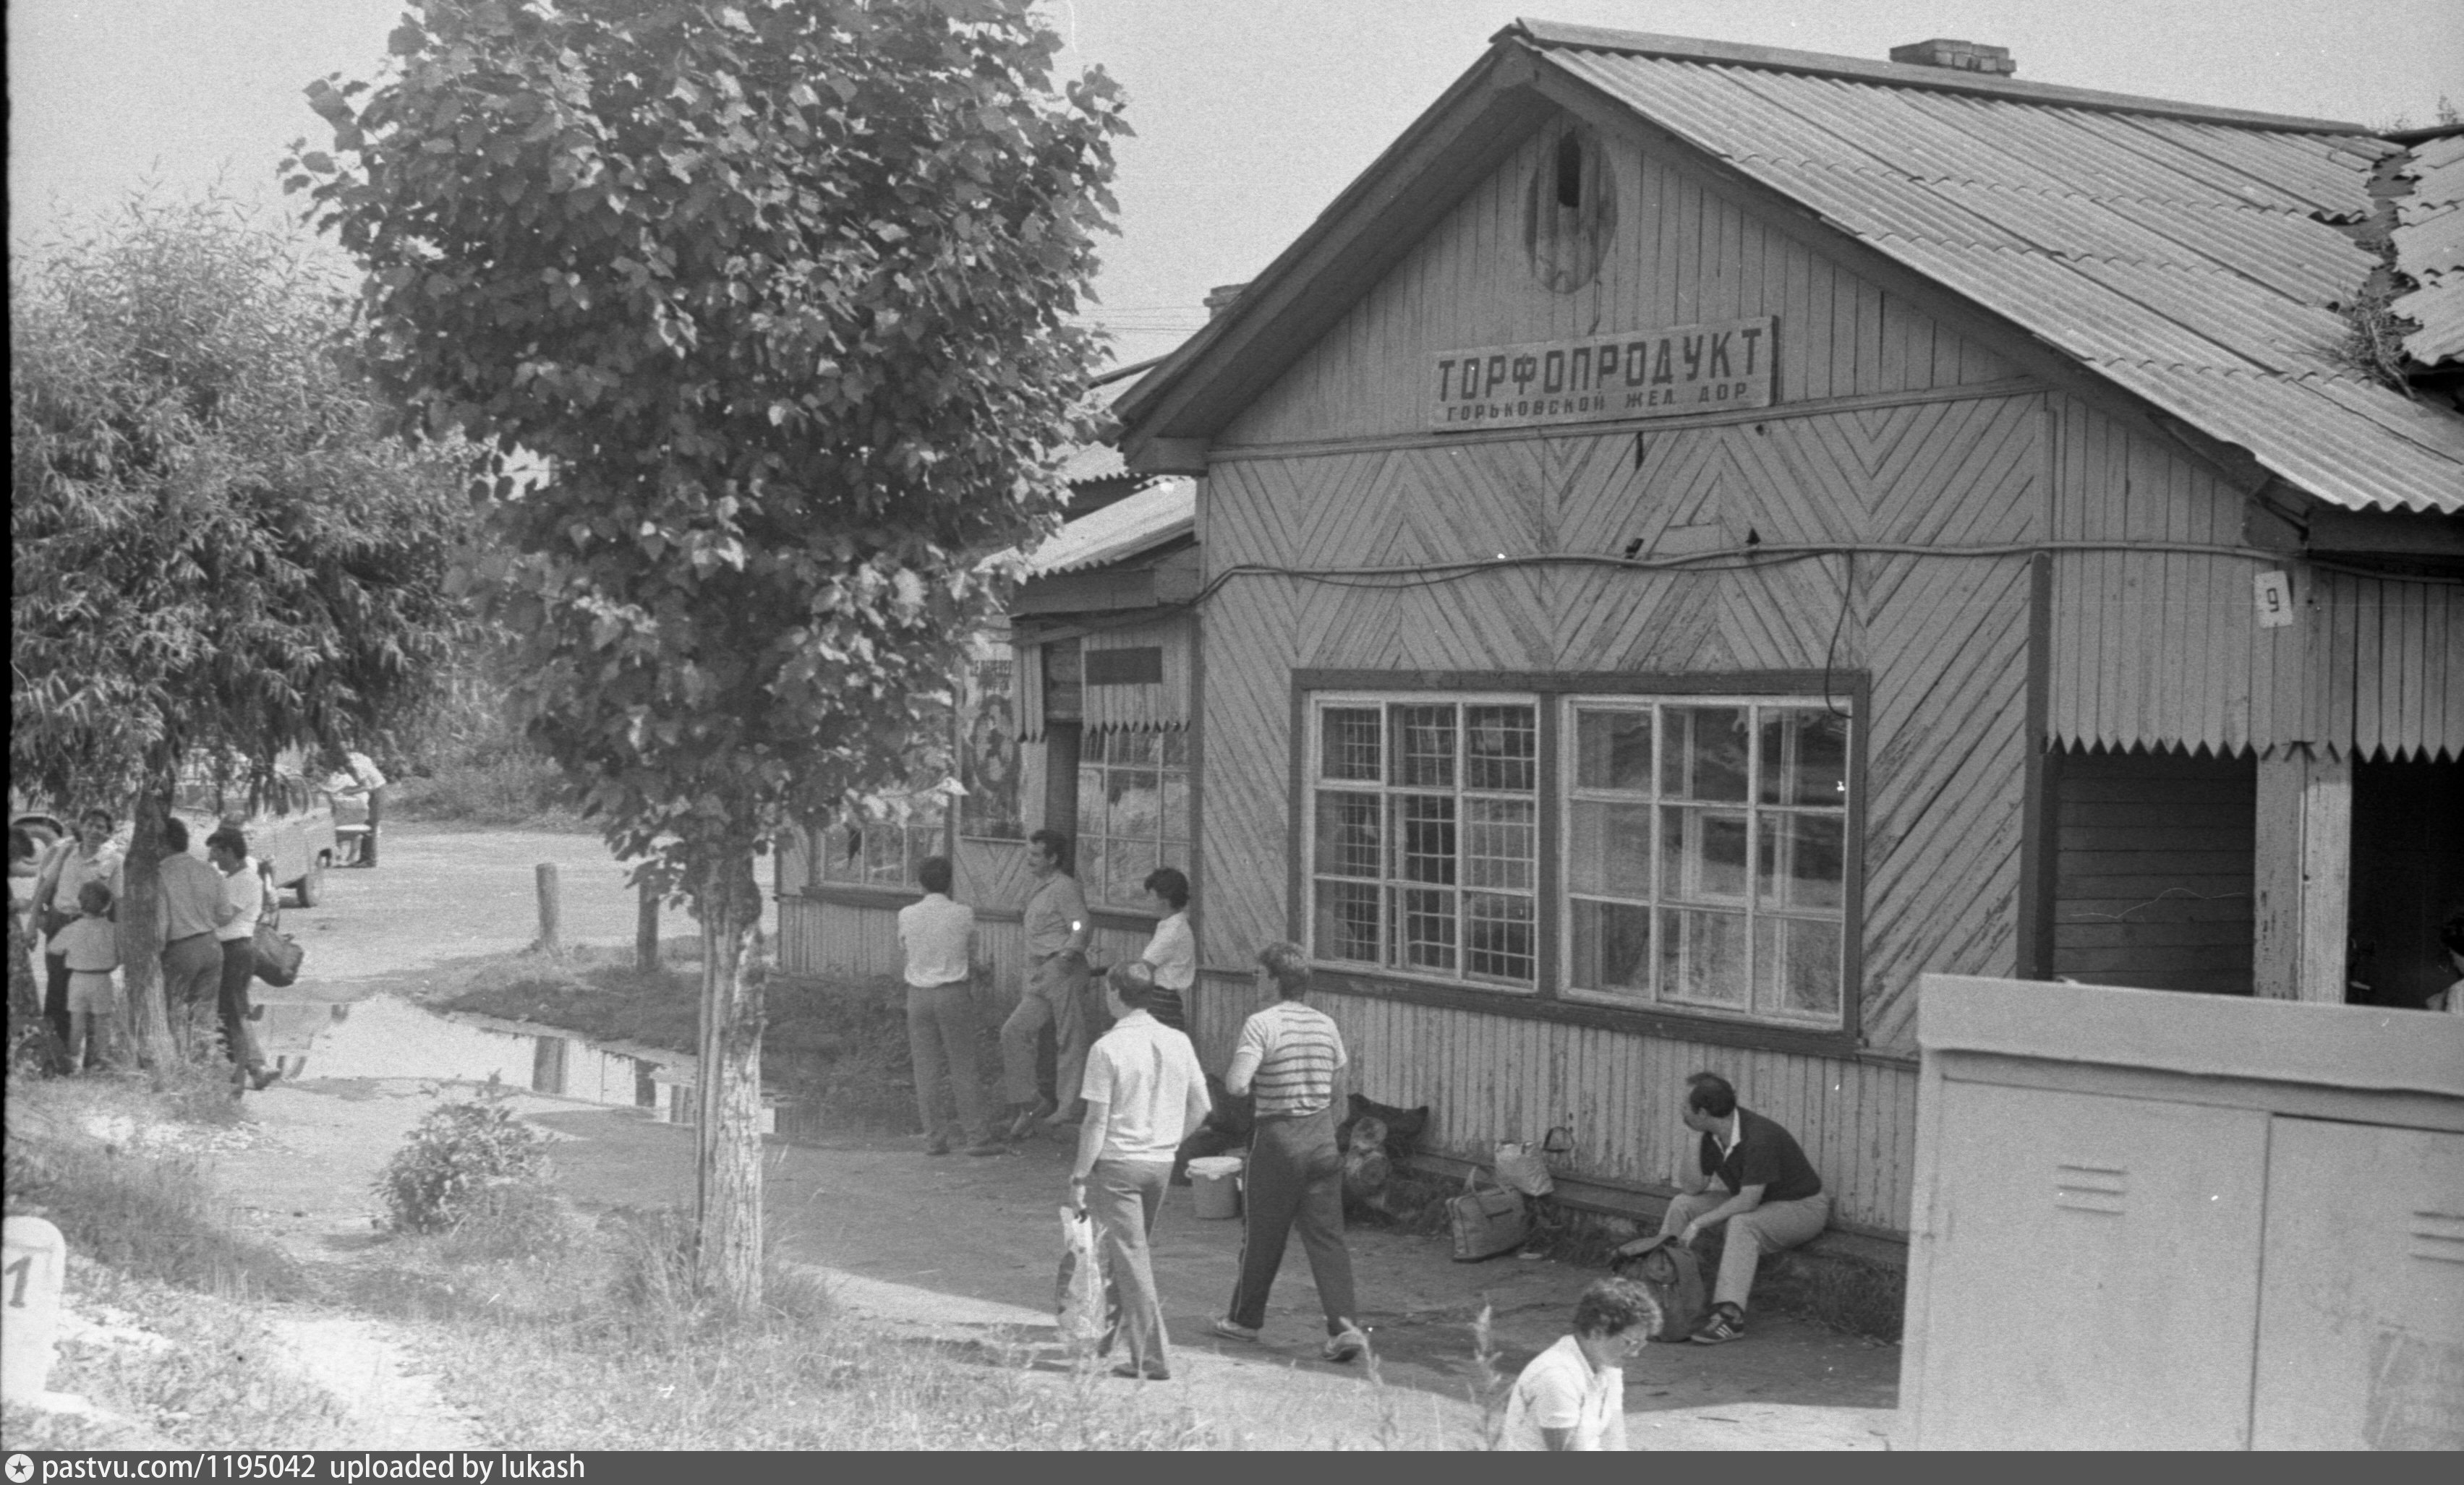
[1429, 317, 1774, 431]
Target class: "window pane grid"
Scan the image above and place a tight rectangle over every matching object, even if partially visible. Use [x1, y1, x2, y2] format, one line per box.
[1078, 727, 1191, 910]
[1309, 697, 1535, 987]
[1564, 700, 1848, 1024]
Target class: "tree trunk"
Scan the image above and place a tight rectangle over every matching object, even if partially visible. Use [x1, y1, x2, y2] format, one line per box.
[694, 856, 766, 1312]
[119, 793, 177, 1070]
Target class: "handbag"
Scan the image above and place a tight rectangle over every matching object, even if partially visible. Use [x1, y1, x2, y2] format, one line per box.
[1448, 1169, 1529, 1262]
[1609, 1233, 1711, 1340]
[1053, 1204, 1108, 1356]
[252, 907, 304, 988]
[1493, 1139, 1556, 1198]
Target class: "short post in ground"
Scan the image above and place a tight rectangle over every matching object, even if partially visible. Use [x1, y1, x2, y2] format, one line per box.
[534, 862, 561, 954]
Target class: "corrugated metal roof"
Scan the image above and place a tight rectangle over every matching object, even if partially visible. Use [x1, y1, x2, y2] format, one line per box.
[1529, 34, 2464, 512]
[2392, 130, 2464, 367]
[1023, 477, 1195, 578]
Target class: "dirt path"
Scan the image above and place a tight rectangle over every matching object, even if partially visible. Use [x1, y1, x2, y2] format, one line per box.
[195, 824, 1898, 1450]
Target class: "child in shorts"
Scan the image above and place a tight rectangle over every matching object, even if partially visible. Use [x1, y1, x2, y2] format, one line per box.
[55, 878, 122, 1071]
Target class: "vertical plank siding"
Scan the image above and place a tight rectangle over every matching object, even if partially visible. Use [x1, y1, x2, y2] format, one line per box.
[2046, 396, 2463, 761]
[1221, 127, 2017, 446]
[1189, 977, 1919, 1236]
[2051, 748, 2259, 995]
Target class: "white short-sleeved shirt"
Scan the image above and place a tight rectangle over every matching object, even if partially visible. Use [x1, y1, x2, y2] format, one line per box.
[897, 893, 974, 987]
[1079, 1009, 1208, 1164]
[1499, 1335, 1627, 1452]
[1140, 911, 1197, 990]
[217, 858, 269, 943]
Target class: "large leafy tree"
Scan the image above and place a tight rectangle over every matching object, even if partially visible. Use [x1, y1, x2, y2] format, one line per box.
[289, 0, 1123, 1306]
[10, 192, 474, 1069]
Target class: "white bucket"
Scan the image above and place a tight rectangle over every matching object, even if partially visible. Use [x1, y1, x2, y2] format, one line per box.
[1188, 1155, 1244, 1220]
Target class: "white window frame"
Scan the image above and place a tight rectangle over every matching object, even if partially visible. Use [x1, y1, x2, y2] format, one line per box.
[1305, 691, 1541, 991]
[1559, 694, 1851, 1028]
[1074, 726, 1193, 912]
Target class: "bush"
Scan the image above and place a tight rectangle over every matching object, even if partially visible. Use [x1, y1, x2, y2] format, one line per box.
[374, 1099, 551, 1233]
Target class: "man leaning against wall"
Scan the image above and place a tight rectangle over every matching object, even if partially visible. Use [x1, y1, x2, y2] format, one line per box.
[999, 828, 1094, 1139]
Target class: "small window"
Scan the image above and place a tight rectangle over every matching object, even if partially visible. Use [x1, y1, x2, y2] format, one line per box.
[1075, 727, 1192, 911]
[1525, 124, 1617, 293]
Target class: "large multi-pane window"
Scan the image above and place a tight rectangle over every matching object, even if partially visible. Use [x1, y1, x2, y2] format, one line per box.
[1309, 698, 1540, 987]
[1303, 689, 1853, 1030]
[1565, 699, 1849, 1025]
[817, 798, 947, 890]
[1075, 728, 1192, 910]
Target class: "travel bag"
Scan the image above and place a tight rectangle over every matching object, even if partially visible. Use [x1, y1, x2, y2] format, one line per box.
[1609, 1233, 1711, 1340]
[1448, 1169, 1529, 1261]
[252, 910, 304, 988]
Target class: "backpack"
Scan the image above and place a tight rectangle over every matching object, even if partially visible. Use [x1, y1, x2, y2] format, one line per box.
[1609, 1233, 1710, 1340]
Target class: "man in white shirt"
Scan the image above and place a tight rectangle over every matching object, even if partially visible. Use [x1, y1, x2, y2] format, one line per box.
[156, 816, 239, 1056]
[1135, 866, 1196, 1032]
[898, 856, 1001, 1157]
[1499, 1278, 1657, 1450]
[205, 826, 277, 1091]
[1070, 964, 1210, 1382]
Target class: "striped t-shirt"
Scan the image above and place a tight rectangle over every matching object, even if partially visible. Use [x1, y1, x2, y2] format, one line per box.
[1225, 1000, 1347, 1117]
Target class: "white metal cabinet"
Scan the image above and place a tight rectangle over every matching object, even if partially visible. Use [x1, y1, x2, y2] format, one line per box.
[1911, 1081, 2271, 1448]
[2251, 1119, 2464, 1450]
[1903, 977, 2464, 1451]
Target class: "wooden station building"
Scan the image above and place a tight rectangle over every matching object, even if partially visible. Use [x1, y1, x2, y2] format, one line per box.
[783, 23, 2464, 1245]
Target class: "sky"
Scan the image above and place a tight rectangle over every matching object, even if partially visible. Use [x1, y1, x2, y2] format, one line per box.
[10, 0, 2460, 369]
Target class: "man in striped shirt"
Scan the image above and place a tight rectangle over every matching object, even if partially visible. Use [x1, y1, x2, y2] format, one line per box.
[1208, 941, 1368, 1364]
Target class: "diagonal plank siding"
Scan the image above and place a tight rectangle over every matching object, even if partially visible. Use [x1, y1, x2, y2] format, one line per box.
[1201, 396, 2042, 1237]
[2046, 395, 2464, 761]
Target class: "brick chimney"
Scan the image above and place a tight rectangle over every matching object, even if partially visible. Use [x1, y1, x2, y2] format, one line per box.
[1888, 38, 2016, 76]
[1203, 282, 1249, 320]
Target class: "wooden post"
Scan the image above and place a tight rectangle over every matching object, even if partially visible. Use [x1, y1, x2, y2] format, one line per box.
[637, 877, 660, 972]
[534, 863, 561, 954]
[362, 785, 385, 869]
[2253, 744, 2351, 1001]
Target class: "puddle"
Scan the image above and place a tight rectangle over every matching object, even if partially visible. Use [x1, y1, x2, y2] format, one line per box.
[252, 993, 712, 1125]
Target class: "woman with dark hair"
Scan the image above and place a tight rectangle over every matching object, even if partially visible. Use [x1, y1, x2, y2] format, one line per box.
[32, 807, 124, 1048]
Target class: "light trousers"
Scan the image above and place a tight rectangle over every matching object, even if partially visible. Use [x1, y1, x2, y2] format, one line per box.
[999, 954, 1091, 1107]
[1658, 1188, 1832, 1311]
[905, 981, 991, 1145]
[1087, 1159, 1172, 1374]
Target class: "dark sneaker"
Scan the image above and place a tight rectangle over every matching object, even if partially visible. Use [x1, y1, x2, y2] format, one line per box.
[1209, 1317, 1261, 1343]
[1110, 1364, 1170, 1382]
[247, 1065, 281, 1092]
[1006, 1098, 1055, 1141]
[1690, 1304, 1745, 1344]
[1321, 1326, 1370, 1363]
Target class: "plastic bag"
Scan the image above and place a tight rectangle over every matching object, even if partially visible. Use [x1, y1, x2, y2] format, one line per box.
[1493, 1140, 1555, 1198]
[1054, 1204, 1107, 1356]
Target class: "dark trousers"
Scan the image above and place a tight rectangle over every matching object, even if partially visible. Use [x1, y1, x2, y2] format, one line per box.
[163, 933, 223, 1058]
[43, 952, 72, 1045]
[1227, 1105, 1359, 1335]
[905, 981, 991, 1145]
[216, 939, 265, 1071]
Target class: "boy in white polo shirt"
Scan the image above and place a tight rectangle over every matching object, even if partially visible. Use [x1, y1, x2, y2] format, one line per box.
[1070, 964, 1209, 1381]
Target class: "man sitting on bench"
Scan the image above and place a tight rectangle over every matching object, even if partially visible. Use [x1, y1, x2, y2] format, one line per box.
[1657, 1071, 1829, 1345]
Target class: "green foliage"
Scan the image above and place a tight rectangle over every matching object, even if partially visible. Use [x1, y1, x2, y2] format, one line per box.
[375, 1098, 553, 1233]
[9, 189, 477, 815]
[287, 0, 1130, 895]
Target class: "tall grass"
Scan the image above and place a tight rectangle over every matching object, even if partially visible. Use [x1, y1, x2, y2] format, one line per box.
[344, 1201, 1215, 1449]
